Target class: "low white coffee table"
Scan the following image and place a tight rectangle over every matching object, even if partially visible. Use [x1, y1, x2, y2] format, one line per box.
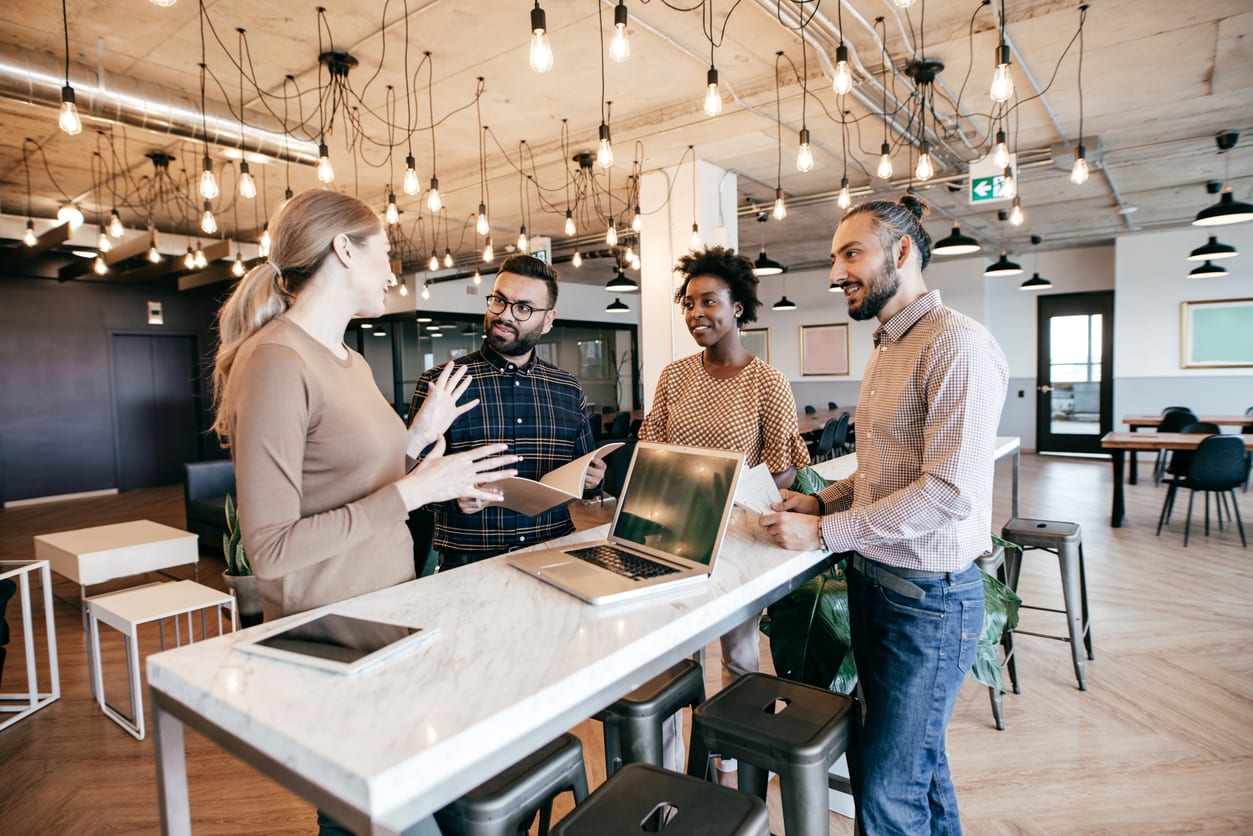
[0, 560, 61, 731]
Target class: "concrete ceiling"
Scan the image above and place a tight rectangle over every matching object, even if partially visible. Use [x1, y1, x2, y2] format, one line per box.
[0, 0, 1250, 287]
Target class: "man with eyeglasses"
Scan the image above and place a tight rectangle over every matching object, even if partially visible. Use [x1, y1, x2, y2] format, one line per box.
[408, 254, 605, 571]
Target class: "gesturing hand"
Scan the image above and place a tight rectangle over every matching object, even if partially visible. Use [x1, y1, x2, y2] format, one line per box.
[397, 438, 518, 511]
[407, 362, 480, 458]
[771, 489, 820, 516]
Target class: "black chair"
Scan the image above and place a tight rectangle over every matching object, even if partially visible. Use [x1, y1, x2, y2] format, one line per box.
[827, 401, 839, 410]
[184, 460, 236, 556]
[1154, 410, 1199, 483]
[1163, 423, 1220, 485]
[803, 404, 817, 415]
[1157, 434, 1249, 547]
[1162, 406, 1192, 414]
[0, 577, 15, 690]
[604, 411, 631, 441]
[807, 414, 850, 463]
[589, 416, 604, 443]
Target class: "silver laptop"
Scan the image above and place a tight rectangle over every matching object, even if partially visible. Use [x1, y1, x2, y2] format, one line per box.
[507, 441, 744, 605]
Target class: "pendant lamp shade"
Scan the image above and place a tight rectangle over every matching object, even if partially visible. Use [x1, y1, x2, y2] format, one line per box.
[1188, 260, 1227, 278]
[606, 267, 639, 292]
[772, 295, 797, 311]
[1193, 189, 1253, 226]
[606, 297, 630, 313]
[752, 249, 786, 276]
[984, 251, 1023, 276]
[1020, 272, 1053, 290]
[933, 224, 981, 256]
[1187, 235, 1238, 261]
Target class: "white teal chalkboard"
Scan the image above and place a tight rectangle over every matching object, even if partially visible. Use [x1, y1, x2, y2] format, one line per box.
[1181, 298, 1253, 368]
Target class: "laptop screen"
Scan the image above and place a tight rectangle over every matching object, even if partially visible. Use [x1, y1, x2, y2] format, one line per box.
[611, 444, 741, 566]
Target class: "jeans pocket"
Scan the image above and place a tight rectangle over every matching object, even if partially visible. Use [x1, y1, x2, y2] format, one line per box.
[876, 578, 944, 618]
[956, 597, 982, 674]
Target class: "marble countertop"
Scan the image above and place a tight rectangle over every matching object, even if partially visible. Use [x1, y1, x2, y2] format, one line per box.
[811, 436, 1020, 484]
[147, 507, 833, 830]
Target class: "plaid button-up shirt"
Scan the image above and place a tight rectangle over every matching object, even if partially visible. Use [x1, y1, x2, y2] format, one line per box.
[816, 291, 1008, 572]
[410, 344, 595, 559]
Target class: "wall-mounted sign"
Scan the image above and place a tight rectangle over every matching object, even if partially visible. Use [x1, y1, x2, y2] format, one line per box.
[147, 301, 164, 325]
[968, 153, 1016, 205]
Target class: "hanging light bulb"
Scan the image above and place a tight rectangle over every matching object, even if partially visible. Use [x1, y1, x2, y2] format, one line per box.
[916, 141, 935, 181]
[832, 44, 854, 95]
[200, 201, 217, 235]
[773, 187, 787, 221]
[597, 123, 615, 169]
[93, 255, 108, 275]
[993, 130, 1010, 168]
[108, 209, 125, 238]
[147, 235, 161, 263]
[258, 222, 271, 258]
[838, 177, 852, 210]
[529, 1, 554, 73]
[59, 86, 82, 136]
[610, 1, 630, 63]
[483, 236, 494, 262]
[476, 203, 490, 236]
[97, 229, 112, 254]
[428, 250, 440, 272]
[398, 279, 408, 296]
[796, 128, 815, 173]
[443, 248, 454, 268]
[877, 142, 894, 180]
[231, 253, 246, 277]
[149, 0, 177, 7]
[606, 219, 618, 247]
[627, 249, 640, 269]
[703, 67, 723, 116]
[200, 156, 220, 199]
[893, 0, 917, 7]
[690, 223, 701, 250]
[385, 193, 400, 226]
[428, 177, 442, 213]
[23, 220, 37, 247]
[422, 281, 431, 300]
[473, 268, 482, 285]
[1070, 145, 1089, 185]
[316, 143, 334, 184]
[1001, 165, 1017, 199]
[58, 203, 84, 229]
[572, 250, 582, 268]
[631, 206, 643, 233]
[990, 44, 1014, 103]
[1009, 196, 1024, 226]
[403, 155, 420, 195]
[238, 161, 256, 199]
[517, 225, 529, 253]
[564, 209, 576, 237]
[183, 247, 196, 270]
[194, 246, 208, 269]
[624, 243, 636, 263]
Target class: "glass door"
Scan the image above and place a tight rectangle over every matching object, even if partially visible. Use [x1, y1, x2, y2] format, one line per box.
[1035, 291, 1114, 455]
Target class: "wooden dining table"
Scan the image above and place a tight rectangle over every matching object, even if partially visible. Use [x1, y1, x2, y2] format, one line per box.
[1120, 414, 1253, 485]
[797, 406, 856, 436]
[1100, 431, 1253, 527]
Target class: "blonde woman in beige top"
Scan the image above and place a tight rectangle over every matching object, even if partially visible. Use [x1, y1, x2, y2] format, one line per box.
[638, 246, 809, 774]
[212, 190, 519, 623]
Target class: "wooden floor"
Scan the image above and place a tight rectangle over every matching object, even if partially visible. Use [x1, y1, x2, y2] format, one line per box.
[1, 454, 1251, 834]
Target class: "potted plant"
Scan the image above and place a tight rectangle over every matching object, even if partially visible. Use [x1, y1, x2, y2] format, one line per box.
[222, 494, 263, 627]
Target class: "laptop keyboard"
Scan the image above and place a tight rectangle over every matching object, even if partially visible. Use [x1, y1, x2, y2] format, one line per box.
[567, 545, 680, 580]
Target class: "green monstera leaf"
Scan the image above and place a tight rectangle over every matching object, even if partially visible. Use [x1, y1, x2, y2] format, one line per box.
[761, 569, 858, 695]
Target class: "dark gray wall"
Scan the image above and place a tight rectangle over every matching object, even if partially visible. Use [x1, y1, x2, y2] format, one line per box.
[0, 275, 225, 503]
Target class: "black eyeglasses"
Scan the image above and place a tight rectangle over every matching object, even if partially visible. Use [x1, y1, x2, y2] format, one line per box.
[485, 294, 551, 322]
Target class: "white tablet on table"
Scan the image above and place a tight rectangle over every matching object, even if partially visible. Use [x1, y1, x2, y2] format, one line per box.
[236, 611, 438, 675]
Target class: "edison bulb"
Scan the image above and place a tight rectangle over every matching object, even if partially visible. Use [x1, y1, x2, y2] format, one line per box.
[564, 210, 576, 237]
[200, 205, 218, 235]
[529, 17, 553, 75]
[316, 144, 334, 184]
[93, 255, 108, 275]
[58, 204, 84, 229]
[877, 144, 894, 180]
[993, 131, 1010, 168]
[838, 178, 851, 210]
[428, 251, 440, 272]
[403, 156, 419, 195]
[428, 178, 442, 213]
[483, 237, 494, 262]
[1070, 148, 1089, 185]
[98, 230, 112, 254]
[259, 223, 271, 258]
[398, 281, 408, 296]
[833, 45, 854, 96]
[1001, 168, 1017, 199]
[796, 141, 814, 173]
[147, 241, 161, 263]
[199, 164, 220, 200]
[443, 248, 454, 268]
[893, 0, 917, 7]
[476, 204, 490, 236]
[238, 165, 256, 199]
[597, 123, 614, 169]
[1009, 198, 1024, 226]
[385, 195, 399, 226]
[773, 193, 787, 221]
[231, 255, 246, 277]
[183, 248, 196, 270]
[23, 221, 37, 247]
[473, 269, 482, 285]
[422, 282, 431, 300]
[517, 227, 529, 253]
[606, 221, 618, 247]
[690, 224, 701, 250]
[59, 91, 82, 136]
[631, 207, 642, 233]
[572, 250, 582, 268]
[194, 247, 208, 269]
[916, 143, 935, 181]
[108, 210, 125, 238]
[610, 26, 629, 63]
[990, 56, 1014, 104]
[703, 80, 723, 117]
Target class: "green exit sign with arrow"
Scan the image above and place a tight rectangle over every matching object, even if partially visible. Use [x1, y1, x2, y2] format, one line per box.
[970, 175, 1009, 203]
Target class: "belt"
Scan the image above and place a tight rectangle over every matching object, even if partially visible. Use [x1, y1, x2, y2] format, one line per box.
[849, 553, 948, 601]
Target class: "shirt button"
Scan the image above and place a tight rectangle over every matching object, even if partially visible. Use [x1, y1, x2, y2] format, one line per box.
[516, 418, 523, 424]
[519, 535, 526, 542]
[514, 381, 520, 386]
[508, 364, 515, 371]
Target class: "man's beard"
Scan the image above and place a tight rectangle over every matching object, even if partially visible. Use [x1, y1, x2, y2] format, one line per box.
[484, 316, 541, 356]
[849, 258, 901, 321]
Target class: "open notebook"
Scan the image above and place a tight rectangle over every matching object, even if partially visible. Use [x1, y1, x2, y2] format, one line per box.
[507, 441, 744, 605]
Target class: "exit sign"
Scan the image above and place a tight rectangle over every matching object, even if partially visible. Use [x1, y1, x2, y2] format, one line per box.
[968, 153, 1016, 205]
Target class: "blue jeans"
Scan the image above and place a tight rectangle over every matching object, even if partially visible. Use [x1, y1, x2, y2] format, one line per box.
[848, 559, 983, 835]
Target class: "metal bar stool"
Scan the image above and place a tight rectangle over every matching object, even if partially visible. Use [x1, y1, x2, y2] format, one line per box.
[435, 733, 588, 836]
[686, 672, 855, 836]
[976, 546, 1019, 730]
[593, 658, 705, 777]
[1000, 517, 1094, 691]
[552, 762, 768, 836]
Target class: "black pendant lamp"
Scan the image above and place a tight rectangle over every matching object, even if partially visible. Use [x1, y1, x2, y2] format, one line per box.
[772, 295, 797, 311]
[984, 251, 1023, 276]
[1020, 272, 1053, 290]
[606, 264, 639, 292]
[605, 297, 630, 313]
[1194, 188, 1253, 226]
[753, 248, 786, 277]
[933, 224, 981, 256]
[1188, 260, 1228, 278]
[1187, 235, 1238, 261]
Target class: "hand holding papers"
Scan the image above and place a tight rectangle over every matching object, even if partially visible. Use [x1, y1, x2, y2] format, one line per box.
[490, 442, 624, 517]
[734, 463, 783, 516]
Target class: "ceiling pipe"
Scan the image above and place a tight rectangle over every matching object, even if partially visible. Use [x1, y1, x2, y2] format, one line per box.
[0, 41, 317, 165]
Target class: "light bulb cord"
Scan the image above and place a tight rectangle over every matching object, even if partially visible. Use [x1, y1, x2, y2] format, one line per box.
[61, 0, 70, 85]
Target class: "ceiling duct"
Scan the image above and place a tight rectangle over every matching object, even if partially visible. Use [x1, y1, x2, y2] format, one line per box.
[0, 41, 317, 165]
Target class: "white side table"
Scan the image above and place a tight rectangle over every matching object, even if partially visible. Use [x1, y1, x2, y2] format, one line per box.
[0, 560, 60, 731]
[34, 520, 200, 697]
[87, 580, 235, 740]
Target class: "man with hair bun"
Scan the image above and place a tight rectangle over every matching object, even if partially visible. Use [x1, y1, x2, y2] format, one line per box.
[761, 194, 1008, 834]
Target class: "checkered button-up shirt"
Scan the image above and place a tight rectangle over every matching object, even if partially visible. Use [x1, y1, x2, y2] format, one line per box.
[410, 344, 595, 558]
[816, 290, 1008, 572]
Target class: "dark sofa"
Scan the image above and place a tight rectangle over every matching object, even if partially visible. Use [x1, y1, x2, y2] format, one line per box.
[184, 460, 235, 556]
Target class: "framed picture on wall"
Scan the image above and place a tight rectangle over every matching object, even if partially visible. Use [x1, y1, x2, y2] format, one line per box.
[740, 328, 770, 364]
[800, 323, 850, 376]
[1181, 298, 1253, 368]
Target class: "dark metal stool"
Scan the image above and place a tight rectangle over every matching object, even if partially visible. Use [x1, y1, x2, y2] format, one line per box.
[1001, 517, 1094, 691]
[436, 733, 588, 836]
[976, 546, 1020, 730]
[593, 658, 705, 777]
[552, 762, 768, 836]
[686, 672, 854, 836]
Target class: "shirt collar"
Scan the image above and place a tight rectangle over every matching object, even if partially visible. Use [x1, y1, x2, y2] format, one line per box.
[873, 289, 942, 347]
[481, 342, 538, 375]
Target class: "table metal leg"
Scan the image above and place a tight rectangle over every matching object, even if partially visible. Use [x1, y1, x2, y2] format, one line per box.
[153, 698, 192, 836]
[1012, 449, 1020, 518]
[1128, 425, 1140, 485]
[1110, 449, 1126, 527]
[20, 572, 36, 710]
[40, 564, 61, 702]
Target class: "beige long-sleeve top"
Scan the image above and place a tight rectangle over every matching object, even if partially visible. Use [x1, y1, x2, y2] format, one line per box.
[223, 315, 413, 620]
